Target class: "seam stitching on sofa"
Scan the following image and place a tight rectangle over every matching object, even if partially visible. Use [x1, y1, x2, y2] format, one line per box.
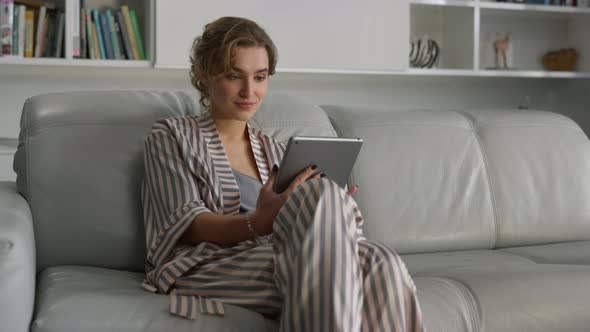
[455, 111, 499, 250]
[440, 277, 482, 332]
[22, 123, 152, 137]
[492, 249, 539, 264]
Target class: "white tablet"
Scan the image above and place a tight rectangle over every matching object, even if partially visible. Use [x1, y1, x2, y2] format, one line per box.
[274, 136, 363, 193]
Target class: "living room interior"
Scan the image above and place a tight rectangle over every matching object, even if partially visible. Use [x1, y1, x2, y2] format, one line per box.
[1, 0, 590, 331]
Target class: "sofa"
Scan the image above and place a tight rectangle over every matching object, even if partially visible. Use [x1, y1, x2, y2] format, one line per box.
[2, 90, 590, 332]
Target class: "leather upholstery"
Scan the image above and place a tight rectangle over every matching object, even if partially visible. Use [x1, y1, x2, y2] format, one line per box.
[0, 182, 35, 332]
[5, 91, 590, 331]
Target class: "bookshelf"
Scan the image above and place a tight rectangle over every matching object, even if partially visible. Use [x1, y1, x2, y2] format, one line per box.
[410, 0, 590, 78]
[0, 0, 152, 67]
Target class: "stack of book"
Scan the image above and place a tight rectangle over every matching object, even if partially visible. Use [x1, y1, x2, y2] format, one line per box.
[0, 0, 64, 58]
[74, 3, 145, 60]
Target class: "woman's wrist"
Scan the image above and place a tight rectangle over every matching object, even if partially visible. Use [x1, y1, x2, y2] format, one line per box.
[247, 210, 271, 236]
[245, 211, 262, 239]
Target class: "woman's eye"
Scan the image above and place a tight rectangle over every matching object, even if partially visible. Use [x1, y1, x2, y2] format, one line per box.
[255, 76, 267, 81]
[226, 74, 240, 80]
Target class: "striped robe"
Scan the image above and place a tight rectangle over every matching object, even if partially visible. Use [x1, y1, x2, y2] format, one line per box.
[141, 111, 424, 331]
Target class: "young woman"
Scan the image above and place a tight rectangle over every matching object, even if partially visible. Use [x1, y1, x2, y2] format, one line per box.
[141, 16, 424, 332]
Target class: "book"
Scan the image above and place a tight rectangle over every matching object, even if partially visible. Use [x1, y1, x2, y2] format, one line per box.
[80, 8, 85, 58]
[90, 10, 99, 59]
[91, 9, 105, 59]
[120, 5, 138, 60]
[17, 4, 24, 56]
[23, 7, 32, 57]
[1, 0, 14, 55]
[33, 4, 45, 57]
[41, 11, 53, 57]
[105, 9, 121, 59]
[129, 9, 144, 60]
[116, 10, 132, 60]
[54, 10, 62, 57]
[11, 4, 17, 55]
[98, 11, 113, 59]
[71, 0, 79, 57]
[85, 8, 94, 59]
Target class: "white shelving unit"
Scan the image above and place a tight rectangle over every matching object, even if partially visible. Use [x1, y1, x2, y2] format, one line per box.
[0, 0, 152, 67]
[410, 0, 590, 78]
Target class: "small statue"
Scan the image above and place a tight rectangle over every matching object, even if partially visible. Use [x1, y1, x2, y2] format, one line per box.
[494, 32, 511, 69]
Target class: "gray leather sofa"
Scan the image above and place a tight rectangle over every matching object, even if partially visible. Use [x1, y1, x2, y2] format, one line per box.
[2, 90, 590, 332]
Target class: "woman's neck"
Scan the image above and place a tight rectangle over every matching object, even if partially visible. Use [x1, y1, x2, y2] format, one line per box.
[210, 112, 249, 143]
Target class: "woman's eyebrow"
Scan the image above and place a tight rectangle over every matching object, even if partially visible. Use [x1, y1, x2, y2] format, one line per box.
[231, 66, 269, 74]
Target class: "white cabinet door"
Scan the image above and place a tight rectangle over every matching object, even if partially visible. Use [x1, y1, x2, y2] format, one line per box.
[155, 0, 408, 72]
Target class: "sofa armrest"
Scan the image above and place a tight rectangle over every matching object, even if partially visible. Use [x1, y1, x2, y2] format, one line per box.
[0, 181, 35, 332]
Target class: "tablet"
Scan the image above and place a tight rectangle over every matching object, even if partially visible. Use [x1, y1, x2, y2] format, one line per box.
[274, 136, 363, 193]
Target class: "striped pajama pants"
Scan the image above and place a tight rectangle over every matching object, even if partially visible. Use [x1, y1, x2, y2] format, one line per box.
[173, 178, 424, 332]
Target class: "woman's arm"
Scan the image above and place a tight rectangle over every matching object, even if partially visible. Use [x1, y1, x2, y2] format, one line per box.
[181, 212, 258, 245]
[181, 165, 320, 246]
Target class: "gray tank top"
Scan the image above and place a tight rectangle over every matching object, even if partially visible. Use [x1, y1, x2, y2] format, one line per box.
[232, 169, 263, 214]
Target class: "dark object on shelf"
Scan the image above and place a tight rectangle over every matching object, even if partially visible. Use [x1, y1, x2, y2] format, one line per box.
[409, 36, 440, 69]
[542, 48, 578, 71]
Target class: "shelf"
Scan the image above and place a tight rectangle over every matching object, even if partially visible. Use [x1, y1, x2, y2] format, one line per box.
[410, 0, 474, 7]
[0, 57, 151, 68]
[0, 137, 17, 155]
[407, 68, 590, 78]
[480, 2, 590, 15]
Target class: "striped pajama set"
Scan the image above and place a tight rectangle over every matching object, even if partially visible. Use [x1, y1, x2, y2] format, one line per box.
[141, 111, 424, 331]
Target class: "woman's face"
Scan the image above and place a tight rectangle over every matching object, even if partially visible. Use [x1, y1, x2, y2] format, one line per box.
[207, 46, 269, 122]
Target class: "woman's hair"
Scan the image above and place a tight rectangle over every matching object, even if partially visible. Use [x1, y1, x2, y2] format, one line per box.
[189, 17, 278, 108]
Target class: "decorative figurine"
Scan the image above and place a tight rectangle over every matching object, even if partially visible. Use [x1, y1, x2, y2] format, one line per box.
[494, 32, 511, 69]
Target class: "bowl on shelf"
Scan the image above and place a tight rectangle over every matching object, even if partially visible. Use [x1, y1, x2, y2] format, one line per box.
[542, 48, 578, 72]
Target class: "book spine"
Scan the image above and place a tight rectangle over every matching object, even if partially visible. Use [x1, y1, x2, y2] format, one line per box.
[80, 8, 86, 58]
[17, 4, 24, 56]
[33, 5, 45, 57]
[129, 9, 144, 60]
[54, 11, 63, 57]
[72, 0, 79, 57]
[120, 5, 138, 60]
[11, 4, 17, 55]
[90, 11, 99, 59]
[92, 9, 105, 59]
[116, 10, 132, 60]
[41, 12, 52, 57]
[1, 0, 14, 55]
[98, 11, 113, 59]
[85, 9, 94, 59]
[105, 9, 120, 59]
[24, 8, 33, 57]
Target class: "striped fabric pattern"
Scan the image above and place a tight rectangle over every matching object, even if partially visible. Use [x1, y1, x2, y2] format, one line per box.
[273, 178, 423, 332]
[141, 111, 284, 300]
[141, 111, 423, 331]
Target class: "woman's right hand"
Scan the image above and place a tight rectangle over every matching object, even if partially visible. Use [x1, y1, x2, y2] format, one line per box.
[250, 165, 321, 235]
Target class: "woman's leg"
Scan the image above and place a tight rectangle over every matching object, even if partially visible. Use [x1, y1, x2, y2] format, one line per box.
[272, 178, 423, 332]
[358, 239, 424, 332]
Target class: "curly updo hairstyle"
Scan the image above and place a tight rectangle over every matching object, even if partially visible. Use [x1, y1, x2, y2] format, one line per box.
[189, 17, 278, 108]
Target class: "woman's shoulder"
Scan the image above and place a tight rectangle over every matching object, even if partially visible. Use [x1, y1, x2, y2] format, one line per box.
[149, 114, 204, 135]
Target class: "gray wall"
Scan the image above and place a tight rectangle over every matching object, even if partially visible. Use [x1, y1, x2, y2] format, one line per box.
[0, 64, 587, 180]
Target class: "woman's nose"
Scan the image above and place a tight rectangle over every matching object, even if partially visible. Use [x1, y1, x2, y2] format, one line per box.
[239, 79, 254, 97]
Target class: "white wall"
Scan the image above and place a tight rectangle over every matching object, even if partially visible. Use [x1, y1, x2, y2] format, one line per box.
[0, 64, 585, 181]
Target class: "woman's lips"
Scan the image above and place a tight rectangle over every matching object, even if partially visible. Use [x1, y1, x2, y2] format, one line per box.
[236, 102, 256, 109]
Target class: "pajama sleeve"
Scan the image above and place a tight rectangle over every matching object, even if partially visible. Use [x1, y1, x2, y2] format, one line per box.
[142, 121, 212, 268]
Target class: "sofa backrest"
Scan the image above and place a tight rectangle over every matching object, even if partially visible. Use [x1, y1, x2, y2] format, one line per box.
[14, 91, 336, 272]
[325, 106, 590, 254]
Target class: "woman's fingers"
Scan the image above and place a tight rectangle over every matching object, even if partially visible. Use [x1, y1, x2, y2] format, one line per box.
[285, 165, 317, 195]
[347, 185, 359, 196]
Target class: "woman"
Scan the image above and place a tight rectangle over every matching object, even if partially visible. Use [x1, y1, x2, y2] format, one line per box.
[141, 16, 424, 332]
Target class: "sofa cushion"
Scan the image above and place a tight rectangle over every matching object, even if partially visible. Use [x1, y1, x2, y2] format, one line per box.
[462, 109, 590, 248]
[32, 266, 278, 332]
[14, 91, 335, 272]
[499, 241, 590, 265]
[323, 106, 495, 254]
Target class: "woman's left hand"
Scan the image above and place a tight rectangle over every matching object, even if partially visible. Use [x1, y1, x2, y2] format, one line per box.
[347, 185, 358, 196]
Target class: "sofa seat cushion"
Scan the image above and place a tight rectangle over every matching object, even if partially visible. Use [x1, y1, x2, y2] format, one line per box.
[32, 266, 278, 332]
[414, 262, 590, 332]
[402, 249, 536, 275]
[499, 241, 590, 265]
